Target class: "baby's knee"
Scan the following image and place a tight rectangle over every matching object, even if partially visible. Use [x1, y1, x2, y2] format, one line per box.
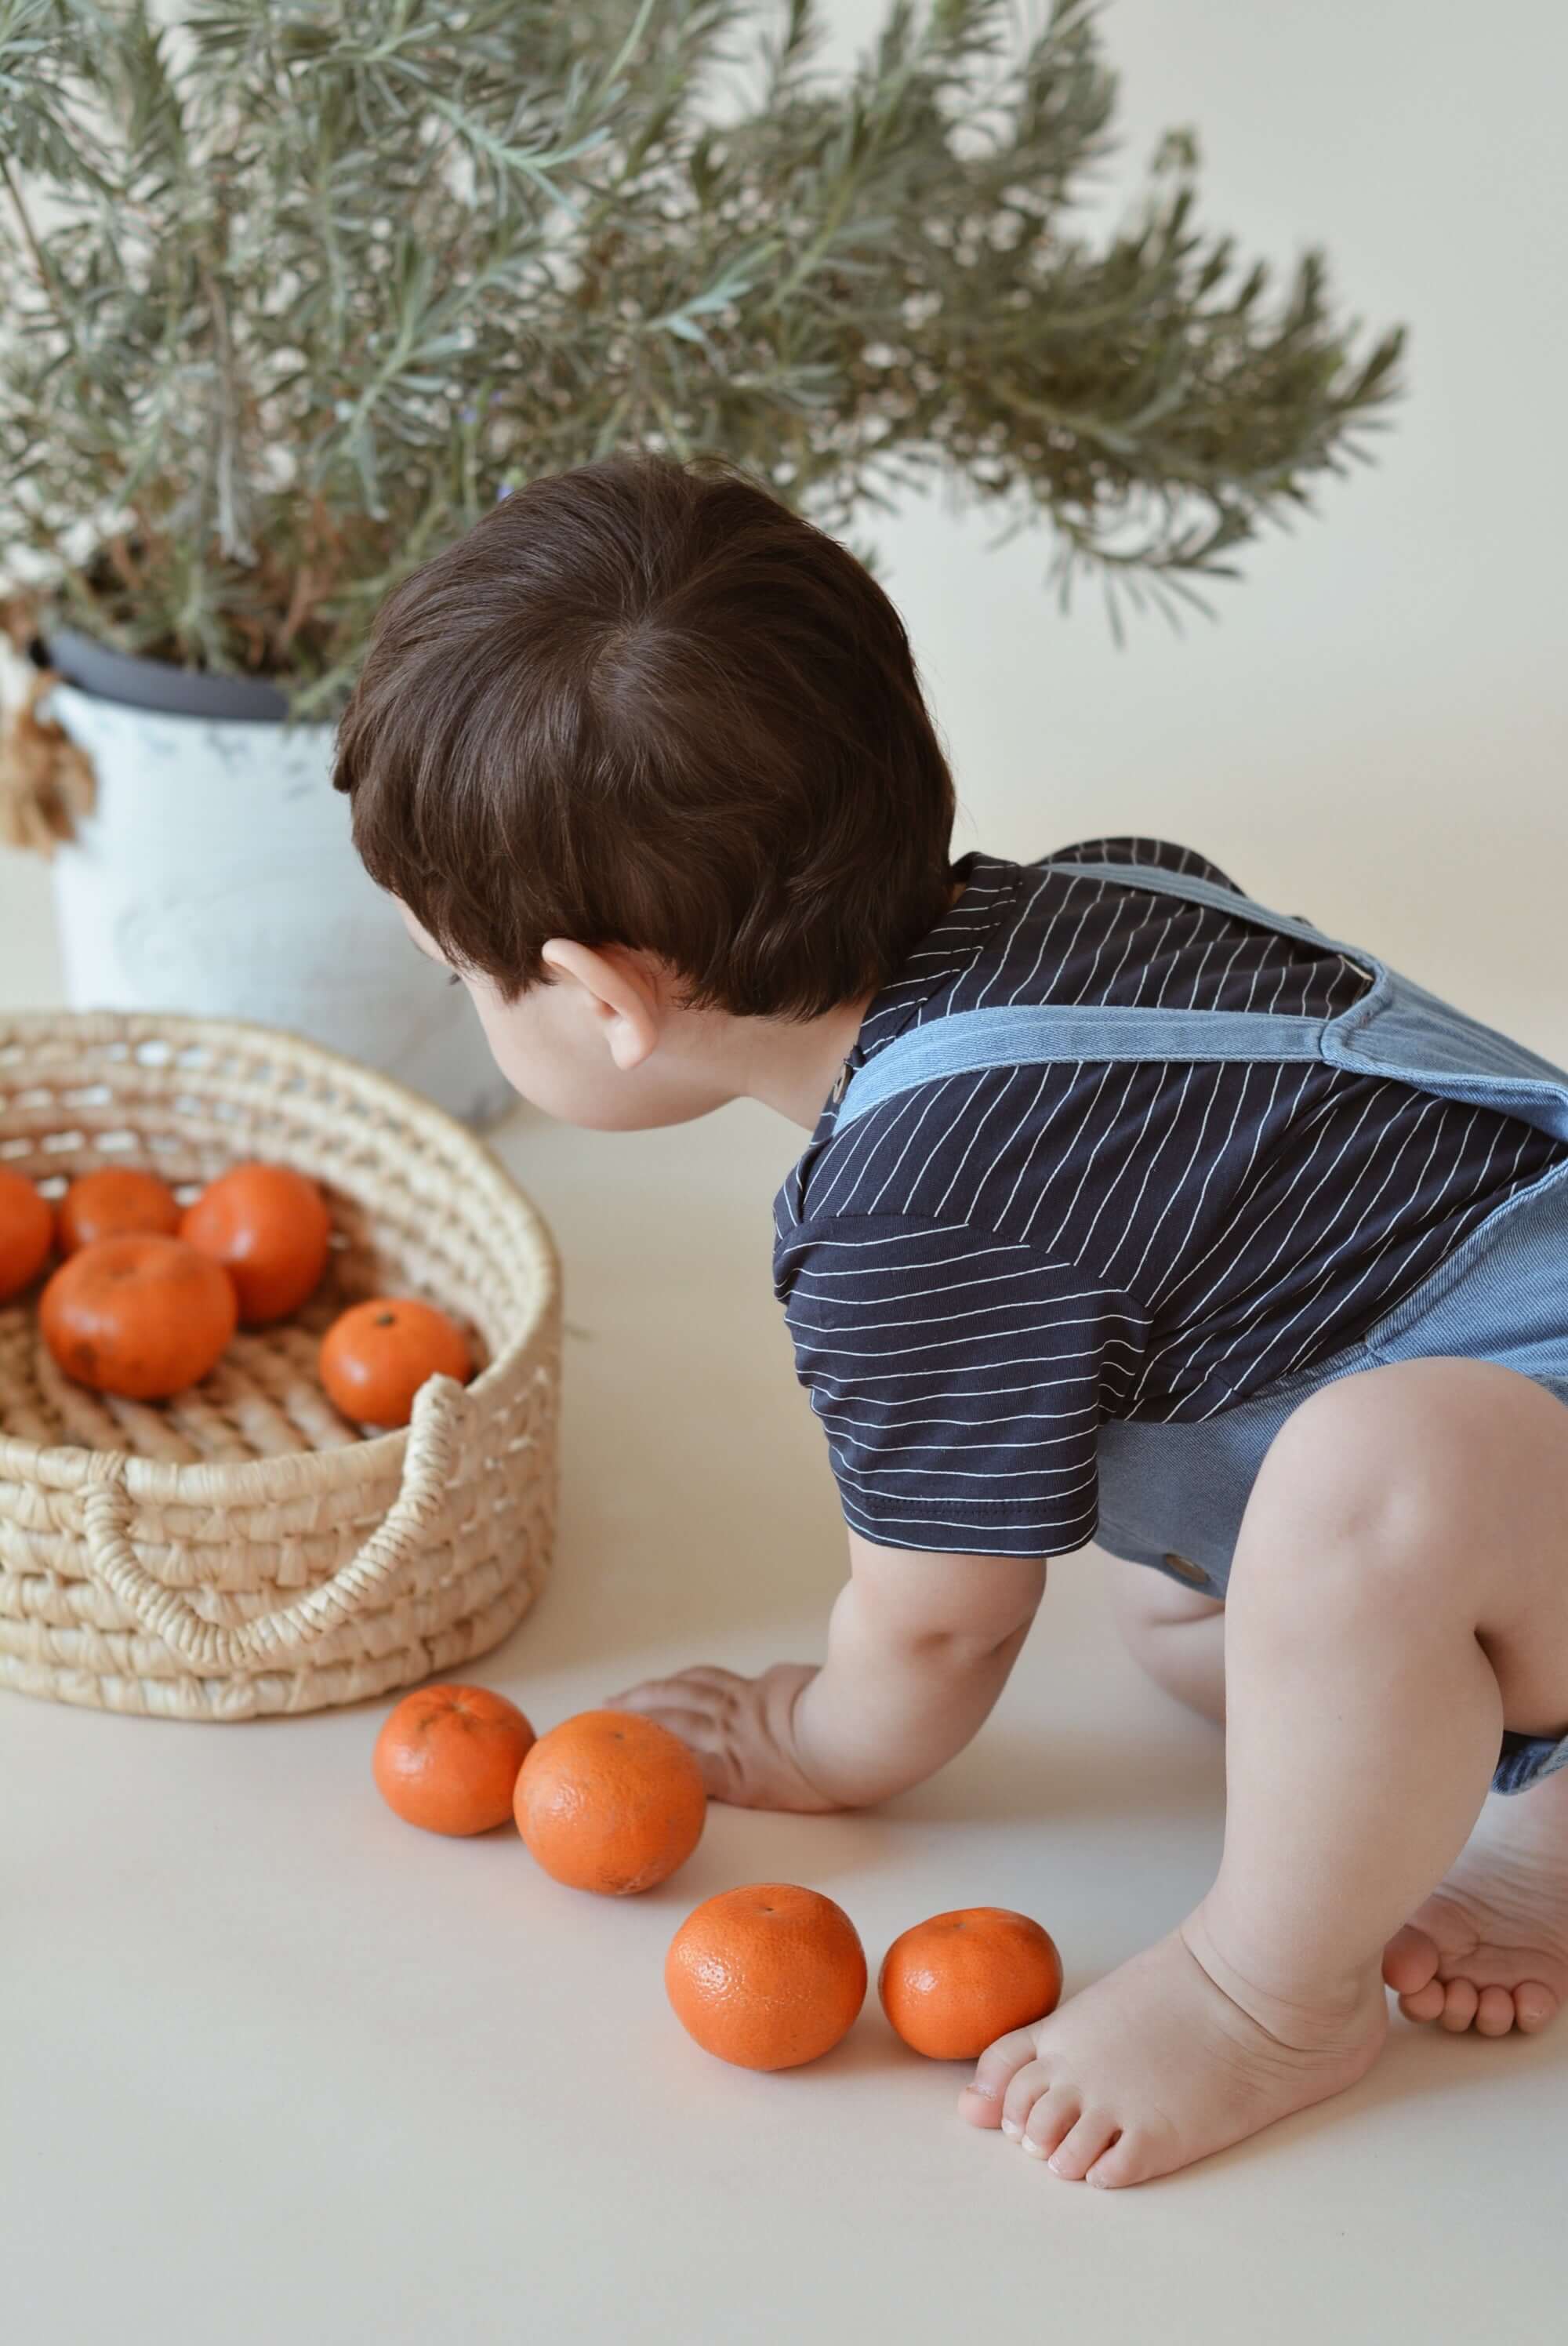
[1239, 1360, 1503, 1606]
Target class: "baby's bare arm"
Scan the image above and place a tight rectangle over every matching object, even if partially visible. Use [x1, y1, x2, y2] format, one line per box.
[608, 1534, 1047, 1811]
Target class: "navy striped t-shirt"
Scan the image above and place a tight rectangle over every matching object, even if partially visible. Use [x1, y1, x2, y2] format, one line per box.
[772, 837, 1566, 1558]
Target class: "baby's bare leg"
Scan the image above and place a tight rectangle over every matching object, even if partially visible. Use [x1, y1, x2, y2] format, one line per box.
[1111, 1543, 1568, 2036]
[964, 1358, 1568, 2189]
[1107, 1556, 1226, 1726]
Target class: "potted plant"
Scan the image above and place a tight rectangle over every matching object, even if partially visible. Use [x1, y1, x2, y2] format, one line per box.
[0, 0, 1400, 1115]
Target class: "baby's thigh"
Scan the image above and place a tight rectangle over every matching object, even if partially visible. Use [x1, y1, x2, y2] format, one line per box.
[1103, 1552, 1227, 1723]
[1105, 1551, 1224, 1634]
[1242, 1356, 1568, 1730]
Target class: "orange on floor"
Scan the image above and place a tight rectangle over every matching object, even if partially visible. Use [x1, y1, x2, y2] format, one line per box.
[58, 1167, 180, 1255]
[373, 1684, 536, 1836]
[181, 1161, 332, 1325]
[514, 1709, 706, 1896]
[0, 1167, 53, 1302]
[39, 1233, 238, 1400]
[319, 1296, 473, 1429]
[879, 1907, 1062, 2060]
[666, 1883, 868, 2071]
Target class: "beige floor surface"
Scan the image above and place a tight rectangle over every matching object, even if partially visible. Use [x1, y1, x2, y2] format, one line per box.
[2, 910, 1563, 2340]
[8, 0, 1566, 2281]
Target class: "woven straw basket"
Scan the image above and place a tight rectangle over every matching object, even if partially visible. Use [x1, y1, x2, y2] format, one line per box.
[0, 1011, 560, 1720]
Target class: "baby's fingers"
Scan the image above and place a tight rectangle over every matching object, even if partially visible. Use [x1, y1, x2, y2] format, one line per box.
[598, 1683, 739, 1796]
[618, 1702, 737, 1798]
[604, 1667, 739, 1713]
[660, 1722, 739, 1800]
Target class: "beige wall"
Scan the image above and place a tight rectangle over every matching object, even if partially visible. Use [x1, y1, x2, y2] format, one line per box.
[5, 0, 1564, 1049]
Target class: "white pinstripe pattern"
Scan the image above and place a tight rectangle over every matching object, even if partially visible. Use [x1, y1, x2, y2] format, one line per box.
[773, 841, 1566, 1554]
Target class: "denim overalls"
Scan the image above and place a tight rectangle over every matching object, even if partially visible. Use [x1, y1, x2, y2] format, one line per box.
[836, 858, 1568, 1794]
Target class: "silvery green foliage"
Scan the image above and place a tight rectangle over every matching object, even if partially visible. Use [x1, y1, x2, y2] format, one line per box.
[0, 0, 1403, 711]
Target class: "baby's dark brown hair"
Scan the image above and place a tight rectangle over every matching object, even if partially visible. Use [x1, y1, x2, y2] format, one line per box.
[333, 449, 957, 1020]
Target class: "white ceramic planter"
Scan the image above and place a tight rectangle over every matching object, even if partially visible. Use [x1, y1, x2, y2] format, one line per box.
[44, 682, 516, 1128]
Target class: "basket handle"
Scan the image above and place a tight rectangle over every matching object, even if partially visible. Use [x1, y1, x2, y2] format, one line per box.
[78, 1376, 466, 1672]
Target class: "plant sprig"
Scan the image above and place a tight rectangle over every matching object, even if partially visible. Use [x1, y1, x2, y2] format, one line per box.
[0, 0, 1405, 711]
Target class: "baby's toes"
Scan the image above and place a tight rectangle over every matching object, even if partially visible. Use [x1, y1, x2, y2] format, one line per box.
[1044, 2108, 1121, 2183]
[1018, 2084, 1081, 2163]
[1514, 1981, 1559, 2033]
[1397, 1976, 1449, 2024]
[960, 2025, 1043, 2132]
[1439, 1976, 1479, 2032]
[1381, 1923, 1441, 2000]
[1475, 1985, 1516, 2037]
[1084, 2129, 1156, 2190]
[999, 2060, 1061, 2144]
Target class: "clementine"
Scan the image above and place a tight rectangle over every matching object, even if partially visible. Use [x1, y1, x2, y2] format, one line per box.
[39, 1233, 238, 1400]
[58, 1166, 180, 1255]
[878, 1907, 1062, 2060]
[373, 1683, 536, 1836]
[181, 1161, 332, 1325]
[514, 1709, 706, 1896]
[666, 1884, 868, 2071]
[318, 1297, 473, 1429]
[0, 1166, 53, 1302]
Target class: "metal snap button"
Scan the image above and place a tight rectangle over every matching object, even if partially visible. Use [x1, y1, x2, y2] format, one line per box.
[1162, 1551, 1207, 1586]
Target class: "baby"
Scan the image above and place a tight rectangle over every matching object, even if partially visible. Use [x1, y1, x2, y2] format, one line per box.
[335, 450, 1568, 2189]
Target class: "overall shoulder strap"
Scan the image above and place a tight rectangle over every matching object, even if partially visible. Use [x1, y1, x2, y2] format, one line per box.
[833, 856, 1343, 1131]
[1047, 858, 1370, 961]
[834, 1004, 1325, 1127]
[1062, 861, 1568, 1146]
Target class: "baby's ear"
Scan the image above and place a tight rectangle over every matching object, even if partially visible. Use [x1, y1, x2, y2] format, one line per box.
[543, 939, 662, 1068]
[539, 938, 614, 1004]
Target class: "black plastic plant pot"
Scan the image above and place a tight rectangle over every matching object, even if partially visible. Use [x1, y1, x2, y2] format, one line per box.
[35, 628, 291, 722]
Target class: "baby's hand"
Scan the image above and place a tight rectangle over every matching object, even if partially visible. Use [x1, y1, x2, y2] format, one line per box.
[604, 1662, 841, 1813]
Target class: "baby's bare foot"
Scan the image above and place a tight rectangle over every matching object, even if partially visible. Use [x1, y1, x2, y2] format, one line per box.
[957, 1916, 1386, 2189]
[1382, 1761, 1568, 2036]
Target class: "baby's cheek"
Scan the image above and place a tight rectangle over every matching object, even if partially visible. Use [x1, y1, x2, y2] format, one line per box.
[469, 995, 541, 1099]
[477, 1001, 609, 1121]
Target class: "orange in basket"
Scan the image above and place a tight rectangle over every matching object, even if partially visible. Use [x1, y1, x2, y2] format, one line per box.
[0, 1166, 53, 1302]
[320, 1297, 473, 1428]
[181, 1160, 332, 1325]
[39, 1233, 238, 1401]
[57, 1167, 180, 1255]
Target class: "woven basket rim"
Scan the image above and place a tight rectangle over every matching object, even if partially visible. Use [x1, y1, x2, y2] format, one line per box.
[0, 1005, 559, 1502]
